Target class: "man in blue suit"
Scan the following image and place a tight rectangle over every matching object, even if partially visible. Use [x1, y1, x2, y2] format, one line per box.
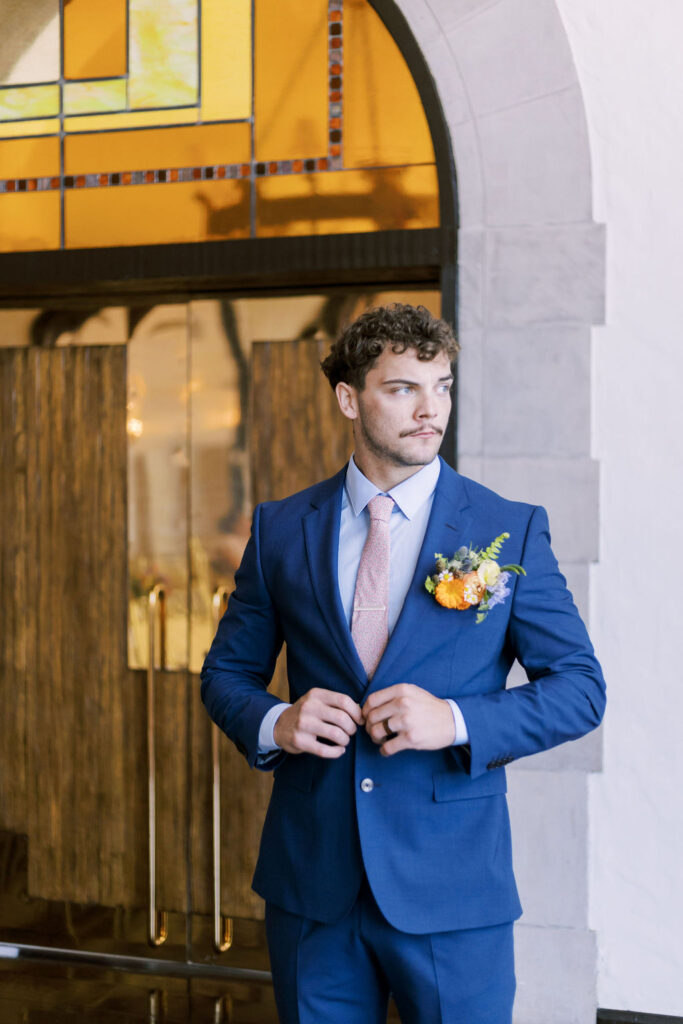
[201, 304, 605, 1023]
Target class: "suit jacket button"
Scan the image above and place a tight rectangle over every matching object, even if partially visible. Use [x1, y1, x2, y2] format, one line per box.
[360, 778, 374, 793]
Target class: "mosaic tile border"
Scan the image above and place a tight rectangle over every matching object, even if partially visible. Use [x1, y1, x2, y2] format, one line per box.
[328, 0, 343, 170]
[0, 157, 335, 195]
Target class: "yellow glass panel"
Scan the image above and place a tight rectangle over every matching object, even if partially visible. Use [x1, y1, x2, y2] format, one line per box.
[343, 0, 435, 168]
[0, 118, 60, 139]
[65, 179, 250, 248]
[129, 0, 199, 109]
[64, 109, 199, 133]
[255, 0, 328, 162]
[0, 136, 60, 179]
[64, 80, 128, 116]
[256, 165, 439, 237]
[65, 123, 251, 174]
[0, 84, 59, 121]
[63, 0, 127, 80]
[201, 0, 251, 121]
[3, 1, 60, 85]
[0, 192, 60, 252]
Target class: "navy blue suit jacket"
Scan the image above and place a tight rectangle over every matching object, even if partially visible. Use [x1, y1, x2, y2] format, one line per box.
[201, 459, 605, 934]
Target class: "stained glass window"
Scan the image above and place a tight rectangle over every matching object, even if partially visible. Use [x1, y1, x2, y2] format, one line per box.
[0, 0, 438, 253]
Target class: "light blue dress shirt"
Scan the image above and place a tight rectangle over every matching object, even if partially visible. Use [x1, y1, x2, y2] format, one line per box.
[257, 455, 468, 753]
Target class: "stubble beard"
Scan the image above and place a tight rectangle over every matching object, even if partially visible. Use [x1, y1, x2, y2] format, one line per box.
[356, 411, 443, 469]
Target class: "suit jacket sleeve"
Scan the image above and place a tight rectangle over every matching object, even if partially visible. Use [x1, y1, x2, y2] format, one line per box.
[455, 505, 606, 779]
[200, 503, 286, 769]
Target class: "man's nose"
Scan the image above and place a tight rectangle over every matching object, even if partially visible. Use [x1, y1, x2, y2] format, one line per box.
[416, 394, 438, 418]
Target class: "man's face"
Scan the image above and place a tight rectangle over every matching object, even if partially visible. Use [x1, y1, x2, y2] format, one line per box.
[339, 346, 453, 471]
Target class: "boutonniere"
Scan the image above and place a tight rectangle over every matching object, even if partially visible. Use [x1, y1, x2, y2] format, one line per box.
[425, 532, 526, 624]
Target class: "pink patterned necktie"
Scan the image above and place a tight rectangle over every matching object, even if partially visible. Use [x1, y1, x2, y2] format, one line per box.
[351, 494, 395, 678]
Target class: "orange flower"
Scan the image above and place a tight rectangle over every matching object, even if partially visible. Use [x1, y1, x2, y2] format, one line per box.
[435, 577, 469, 609]
[435, 572, 484, 610]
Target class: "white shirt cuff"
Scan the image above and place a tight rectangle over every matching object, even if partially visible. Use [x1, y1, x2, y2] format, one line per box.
[446, 699, 469, 746]
[257, 702, 290, 754]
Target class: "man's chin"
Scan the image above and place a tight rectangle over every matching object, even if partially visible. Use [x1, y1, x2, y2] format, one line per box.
[391, 437, 443, 467]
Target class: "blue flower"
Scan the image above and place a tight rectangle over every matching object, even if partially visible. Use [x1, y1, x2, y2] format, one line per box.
[486, 571, 511, 608]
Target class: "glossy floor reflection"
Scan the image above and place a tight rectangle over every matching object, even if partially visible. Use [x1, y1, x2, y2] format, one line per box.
[0, 960, 403, 1023]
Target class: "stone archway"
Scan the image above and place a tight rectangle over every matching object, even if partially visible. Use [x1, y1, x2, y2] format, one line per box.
[389, 2, 605, 1022]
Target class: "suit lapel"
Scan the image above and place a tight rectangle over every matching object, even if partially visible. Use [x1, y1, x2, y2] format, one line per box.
[302, 469, 368, 691]
[369, 461, 474, 692]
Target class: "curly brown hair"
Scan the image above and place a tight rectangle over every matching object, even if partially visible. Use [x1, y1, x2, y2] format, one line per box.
[320, 303, 459, 391]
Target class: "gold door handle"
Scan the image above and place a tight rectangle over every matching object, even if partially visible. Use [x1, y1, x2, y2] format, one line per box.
[147, 584, 168, 947]
[212, 585, 233, 953]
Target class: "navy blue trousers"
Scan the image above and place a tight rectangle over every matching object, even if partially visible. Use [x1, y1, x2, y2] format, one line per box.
[265, 881, 515, 1024]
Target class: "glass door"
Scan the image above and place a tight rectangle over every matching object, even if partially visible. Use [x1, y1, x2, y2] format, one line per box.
[0, 287, 441, 977]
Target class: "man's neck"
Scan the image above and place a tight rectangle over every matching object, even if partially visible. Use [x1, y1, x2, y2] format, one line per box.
[351, 453, 429, 493]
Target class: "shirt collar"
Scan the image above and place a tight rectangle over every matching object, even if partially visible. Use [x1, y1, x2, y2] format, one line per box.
[344, 454, 441, 521]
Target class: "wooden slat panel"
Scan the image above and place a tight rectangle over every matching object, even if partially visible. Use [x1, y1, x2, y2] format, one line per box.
[0, 351, 31, 834]
[11, 346, 130, 906]
[191, 338, 351, 920]
[250, 338, 352, 504]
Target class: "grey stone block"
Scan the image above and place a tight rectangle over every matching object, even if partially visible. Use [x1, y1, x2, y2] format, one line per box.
[456, 454, 483, 480]
[427, 0, 504, 33]
[447, 0, 577, 118]
[481, 326, 591, 457]
[456, 327, 484, 456]
[451, 121, 485, 226]
[478, 87, 592, 226]
[478, 456, 600, 563]
[513, 923, 597, 1024]
[457, 227, 486, 329]
[508, 770, 588, 928]
[516, 725, 603, 773]
[419, 33, 472, 128]
[559, 562, 590, 622]
[487, 223, 606, 327]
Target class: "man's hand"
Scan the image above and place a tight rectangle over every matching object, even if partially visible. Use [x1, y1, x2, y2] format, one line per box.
[362, 684, 455, 757]
[274, 688, 363, 759]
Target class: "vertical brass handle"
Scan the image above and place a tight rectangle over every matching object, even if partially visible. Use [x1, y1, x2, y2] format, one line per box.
[147, 584, 169, 947]
[212, 585, 234, 953]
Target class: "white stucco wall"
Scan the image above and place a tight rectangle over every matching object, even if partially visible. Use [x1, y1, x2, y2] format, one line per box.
[554, 0, 683, 1015]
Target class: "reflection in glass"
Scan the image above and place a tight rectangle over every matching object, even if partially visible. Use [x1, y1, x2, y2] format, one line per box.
[128, 305, 190, 670]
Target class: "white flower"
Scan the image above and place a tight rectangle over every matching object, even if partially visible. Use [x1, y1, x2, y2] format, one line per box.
[477, 559, 501, 589]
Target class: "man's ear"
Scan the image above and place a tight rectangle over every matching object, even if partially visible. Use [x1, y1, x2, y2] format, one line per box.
[335, 381, 359, 421]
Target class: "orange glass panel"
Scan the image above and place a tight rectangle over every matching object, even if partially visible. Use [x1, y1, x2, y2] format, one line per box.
[202, 0, 251, 121]
[256, 165, 438, 237]
[343, 0, 435, 168]
[65, 179, 250, 248]
[64, 109, 199, 134]
[64, 0, 127, 80]
[0, 136, 60, 179]
[0, 193, 60, 252]
[255, 0, 328, 162]
[65, 123, 251, 175]
[0, 118, 61, 140]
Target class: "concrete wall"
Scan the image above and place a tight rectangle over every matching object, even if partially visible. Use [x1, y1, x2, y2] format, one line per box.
[393, 1, 605, 1021]
[555, 0, 683, 1016]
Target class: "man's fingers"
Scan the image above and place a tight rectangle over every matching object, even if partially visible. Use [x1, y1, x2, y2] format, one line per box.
[308, 688, 364, 726]
[294, 731, 347, 759]
[362, 683, 413, 718]
[379, 732, 410, 757]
